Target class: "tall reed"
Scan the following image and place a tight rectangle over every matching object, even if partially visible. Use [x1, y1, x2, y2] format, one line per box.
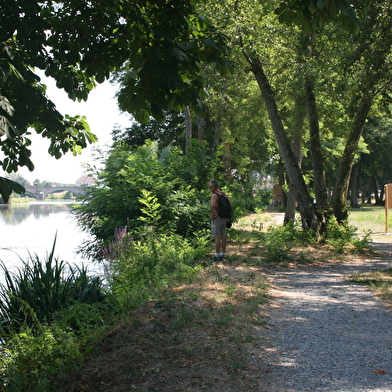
[0, 237, 106, 336]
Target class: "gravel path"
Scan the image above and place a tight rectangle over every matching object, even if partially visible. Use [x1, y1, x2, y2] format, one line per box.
[256, 242, 392, 392]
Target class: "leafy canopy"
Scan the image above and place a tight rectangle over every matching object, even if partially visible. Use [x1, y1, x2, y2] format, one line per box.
[0, 0, 233, 201]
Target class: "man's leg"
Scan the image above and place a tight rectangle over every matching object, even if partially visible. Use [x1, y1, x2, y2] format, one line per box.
[221, 235, 227, 253]
[215, 235, 221, 253]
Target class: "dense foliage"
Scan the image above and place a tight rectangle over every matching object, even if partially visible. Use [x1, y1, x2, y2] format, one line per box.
[0, 0, 232, 202]
[73, 140, 247, 259]
[0, 241, 107, 336]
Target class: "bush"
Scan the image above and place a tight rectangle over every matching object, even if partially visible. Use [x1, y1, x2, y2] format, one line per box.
[0, 326, 82, 392]
[101, 227, 210, 308]
[73, 141, 218, 259]
[53, 302, 107, 335]
[0, 238, 108, 336]
[253, 188, 273, 210]
[324, 216, 372, 253]
[263, 224, 295, 262]
[262, 219, 317, 262]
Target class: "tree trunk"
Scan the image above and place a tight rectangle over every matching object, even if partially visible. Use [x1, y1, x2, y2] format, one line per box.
[184, 106, 192, 153]
[360, 177, 368, 204]
[197, 114, 205, 141]
[333, 94, 372, 221]
[349, 163, 360, 208]
[305, 77, 330, 221]
[249, 56, 315, 228]
[277, 159, 287, 208]
[213, 80, 228, 152]
[284, 95, 305, 224]
[373, 176, 380, 205]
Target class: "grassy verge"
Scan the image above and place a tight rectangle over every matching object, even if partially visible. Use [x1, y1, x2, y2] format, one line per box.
[346, 204, 392, 308]
[348, 205, 392, 241]
[348, 269, 392, 307]
[55, 259, 270, 392]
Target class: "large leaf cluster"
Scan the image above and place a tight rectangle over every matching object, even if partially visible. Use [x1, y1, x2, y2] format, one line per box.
[0, 0, 232, 201]
[275, 0, 361, 33]
[111, 110, 186, 150]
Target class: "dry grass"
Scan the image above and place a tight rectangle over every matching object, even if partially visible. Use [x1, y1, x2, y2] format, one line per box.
[349, 268, 392, 307]
[55, 258, 271, 392]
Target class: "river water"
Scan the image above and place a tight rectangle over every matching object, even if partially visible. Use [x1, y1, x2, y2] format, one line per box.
[0, 201, 102, 278]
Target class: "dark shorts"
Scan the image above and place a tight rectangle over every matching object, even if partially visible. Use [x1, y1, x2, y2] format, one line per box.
[211, 217, 227, 237]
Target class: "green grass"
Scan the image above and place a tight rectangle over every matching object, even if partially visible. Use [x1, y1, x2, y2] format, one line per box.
[348, 205, 392, 241]
[341, 204, 392, 307]
[349, 268, 392, 306]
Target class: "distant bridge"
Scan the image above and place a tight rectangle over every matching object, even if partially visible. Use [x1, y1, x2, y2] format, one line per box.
[24, 185, 86, 200]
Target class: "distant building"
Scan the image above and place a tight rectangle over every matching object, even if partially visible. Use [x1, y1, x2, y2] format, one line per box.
[75, 175, 96, 186]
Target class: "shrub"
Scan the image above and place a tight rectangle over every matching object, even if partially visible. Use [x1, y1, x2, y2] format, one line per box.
[53, 302, 107, 335]
[323, 216, 365, 253]
[101, 227, 210, 309]
[0, 238, 107, 336]
[253, 188, 273, 210]
[262, 219, 317, 262]
[73, 141, 217, 259]
[0, 326, 82, 392]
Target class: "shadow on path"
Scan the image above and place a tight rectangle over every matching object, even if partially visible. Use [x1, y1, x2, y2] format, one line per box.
[255, 242, 392, 392]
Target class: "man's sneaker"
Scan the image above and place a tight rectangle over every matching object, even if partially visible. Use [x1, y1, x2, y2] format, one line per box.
[210, 255, 219, 261]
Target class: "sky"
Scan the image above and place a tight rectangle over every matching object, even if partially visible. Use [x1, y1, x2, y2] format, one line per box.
[16, 74, 131, 184]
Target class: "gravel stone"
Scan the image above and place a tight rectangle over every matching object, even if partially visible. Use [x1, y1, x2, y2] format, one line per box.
[256, 242, 392, 392]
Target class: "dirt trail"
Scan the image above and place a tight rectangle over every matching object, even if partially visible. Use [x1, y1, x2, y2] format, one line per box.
[254, 242, 392, 391]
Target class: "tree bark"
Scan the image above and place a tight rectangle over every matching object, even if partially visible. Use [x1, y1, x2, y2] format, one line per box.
[184, 106, 192, 154]
[249, 56, 315, 228]
[349, 163, 360, 208]
[213, 80, 228, 152]
[373, 176, 381, 205]
[277, 159, 287, 208]
[333, 94, 372, 221]
[305, 77, 330, 219]
[284, 95, 305, 224]
[197, 114, 205, 141]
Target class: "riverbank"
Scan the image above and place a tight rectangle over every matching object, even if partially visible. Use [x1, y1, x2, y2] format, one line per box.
[54, 210, 391, 391]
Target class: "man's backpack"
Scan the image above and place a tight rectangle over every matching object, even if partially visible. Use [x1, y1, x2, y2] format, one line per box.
[214, 192, 232, 219]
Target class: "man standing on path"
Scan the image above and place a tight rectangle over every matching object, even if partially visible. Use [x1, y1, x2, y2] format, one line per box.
[209, 180, 232, 261]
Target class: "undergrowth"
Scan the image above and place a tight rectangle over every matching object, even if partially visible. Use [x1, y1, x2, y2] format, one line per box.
[0, 215, 376, 391]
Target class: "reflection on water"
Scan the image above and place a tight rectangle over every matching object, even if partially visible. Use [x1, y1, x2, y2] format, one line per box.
[0, 201, 101, 277]
[0, 202, 71, 225]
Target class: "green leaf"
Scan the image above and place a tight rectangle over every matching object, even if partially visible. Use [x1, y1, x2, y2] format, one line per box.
[0, 177, 25, 203]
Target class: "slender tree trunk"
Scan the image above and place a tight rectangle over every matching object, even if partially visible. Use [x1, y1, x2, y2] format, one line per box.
[284, 95, 305, 224]
[248, 56, 315, 228]
[184, 106, 192, 154]
[213, 80, 228, 152]
[349, 163, 360, 208]
[361, 180, 367, 204]
[366, 191, 372, 204]
[277, 159, 286, 208]
[333, 94, 372, 221]
[197, 114, 205, 141]
[305, 77, 330, 218]
[373, 177, 380, 205]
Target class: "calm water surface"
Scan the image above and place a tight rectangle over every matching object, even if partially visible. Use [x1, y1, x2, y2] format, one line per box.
[0, 201, 101, 276]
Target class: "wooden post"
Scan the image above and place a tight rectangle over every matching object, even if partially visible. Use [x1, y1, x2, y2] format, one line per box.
[385, 184, 392, 233]
[386, 184, 389, 233]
